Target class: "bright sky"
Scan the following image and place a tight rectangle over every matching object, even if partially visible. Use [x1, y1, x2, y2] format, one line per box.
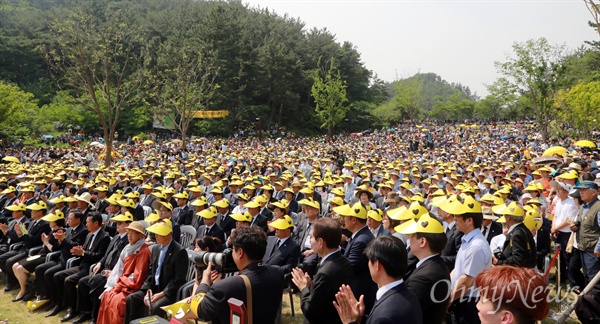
[244, 0, 598, 97]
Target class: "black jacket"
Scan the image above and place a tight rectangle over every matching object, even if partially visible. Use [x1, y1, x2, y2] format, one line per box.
[497, 222, 537, 268]
[405, 255, 450, 324]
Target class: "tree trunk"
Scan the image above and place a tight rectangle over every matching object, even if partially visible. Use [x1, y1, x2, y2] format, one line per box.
[104, 128, 112, 167]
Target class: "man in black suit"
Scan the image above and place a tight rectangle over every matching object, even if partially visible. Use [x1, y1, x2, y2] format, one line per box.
[125, 221, 188, 322]
[336, 202, 377, 315]
[293, 199, 321, 276]
[0, 203, 31, 255]
[55, 212, 111, 322]
[213, 199, 234, 237]
[172, 191, 194, 226]
[401, 214, 450, 324]
[292, 217, 353, 324]
[196, 206, 226, 244]
[93, 186, 110, 214]
[73, 213, 131, 323]
[439, 203, 462, 271]
[492, 202, 536, 268]
[246, 200, 268, 232]
[0, 201, 51, 294]
[481, 206, 503, 244]
[38, 211, 88, 317]
[263, 215, 300, 274]
[333, 235, 423, 324]
[0, 186, 17, 219]
[189, 226, 285, 324]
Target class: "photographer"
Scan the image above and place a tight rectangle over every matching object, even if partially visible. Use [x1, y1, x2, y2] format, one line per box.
[491, 202, 536, 269]
[192, 226, 285, 324]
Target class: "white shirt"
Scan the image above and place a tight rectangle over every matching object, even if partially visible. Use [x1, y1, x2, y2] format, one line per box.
[416, 254, 438, 269]
[489, 234, 506, 253]
[375, 279, 404, 300]
[319, 249, 339, 266]
[553, 198, 578, 233]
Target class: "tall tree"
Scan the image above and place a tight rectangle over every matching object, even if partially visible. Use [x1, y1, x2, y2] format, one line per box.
[41, 0, 144, 166]
[311, 59, 348, 138]
[146, 40, 219, 147]
[493, 38, 567, 140]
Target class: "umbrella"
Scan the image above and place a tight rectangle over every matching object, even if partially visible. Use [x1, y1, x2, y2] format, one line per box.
[543, 146, 567, 157]
[143, 140, 153, 145]
[2, 156, 19, 163]
[500, 135, 510, 140]
[575, 140, 596, 148]
[132, 136, 140, 140]
[532, 156, 562, 165]
[171, 139, 182, 144]
[89, 141, 105, 149]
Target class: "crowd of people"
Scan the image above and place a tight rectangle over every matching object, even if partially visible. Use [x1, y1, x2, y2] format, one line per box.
[0, 120, 597, 323]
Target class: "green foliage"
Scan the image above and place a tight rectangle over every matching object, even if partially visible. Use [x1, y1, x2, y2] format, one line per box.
[311, 59, 349, 138]
[493, 37, 567, 140]
[555, 81, 600, 137]
[429, 92, 475, 121]
[0, 80, 38, 139]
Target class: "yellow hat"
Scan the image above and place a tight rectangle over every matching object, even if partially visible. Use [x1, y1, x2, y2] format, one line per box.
[270, 215, 294, 230]
[124, 191, 140, 199]
[299, 198, 320, 210]
[6, 203, 26, 211]
[146, 222, 172, 236]
[159, 202, 173, 211]
[230, 211, 252, 222]
[190, 197, 208, 207]
[27, 201, 47, 211]
[141, 183, 153, 190]
[329, 196, 345, 207]
[197, 206, 218, 219]
[42, 210, 65, 222]
[367, 209, 383, 222]
[491, 201, 524, 217]
[333, 202, 368, 219]
[144, 211, 160, 223]
[244, 200, 261, 209]
[173, 192, 189, 199]
[212, 199, 229, 208]
[398, 213, 445, 234]
[439, 194, 481, 215]
[390, 202, 427, 221]
[117, 199, 135, 209]
[109, 212, 134, 222]
[523, 209, 542, 231]
[393, 218, 416, 233]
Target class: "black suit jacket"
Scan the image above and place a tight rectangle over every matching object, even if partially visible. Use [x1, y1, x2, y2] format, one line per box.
[484, 221, 503, 244]
[365, 282, 423, 324]
[250, 213, 268, 233]
[1, 217, 31, 246]
[498, 222, 537, 268]
[405, 255, 450, 324]
[262, 236, 300, 274]
[99, 233, 129, 270]
[142, 240, 188, 299]
[216, 211, 234, 237]
[260, 207, 273, 221]
[196, 262, 285, 324]
[173, 205, 194, 226]
[60, 224, 89, 265]
[80, 228, 111, 269]
[19, 219, 51, 250]
[441, 224, 463, 272]
[196, 224, 226, 244]
[343, 226, 377, 315]
[535, 227, 551, 271]
[300, 251, 353, 324]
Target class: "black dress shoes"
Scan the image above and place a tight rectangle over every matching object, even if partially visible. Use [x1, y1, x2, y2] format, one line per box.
[12, 294, 24, 302]
[71, 312, 92, 324]
[45, 305, 62, 317]
[60, 309, 79, 322]
[4, 285, 16, 292]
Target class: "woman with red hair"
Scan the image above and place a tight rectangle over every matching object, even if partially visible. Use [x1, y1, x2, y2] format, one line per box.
[476, 265, 549, 324]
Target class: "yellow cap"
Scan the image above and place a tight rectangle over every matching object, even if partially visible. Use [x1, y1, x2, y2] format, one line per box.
[438, 195, 481, 215]
[398, 213, 445, 234]
[270, 215, 294, 230]
[144, 211, 160, 223]
[333, 202, 368, 219]
[230, 211, 252, 222]
[27, 201, 47, 211]
[212, 199, 229, 208]
[367, 209, 383, 222]
[146, 222, 172, 236]
[159, 202, 173, 211]
[197, 206, 218, 219]
[6, 203, 26, 211]
[42, 210, 65, 222]
[109, 212, 134, 222]
[491, 201, 524, 217]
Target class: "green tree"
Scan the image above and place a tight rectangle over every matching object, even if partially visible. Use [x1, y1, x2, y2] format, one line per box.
[390, 75, 423, 120]
[311, 59, 348, 138]
[429, 92, 475, 121]
[0, 81, 38, 139]
[493, 38, 567, 140]
[555, 81, 600, 137]
[41, 0, 144, 166]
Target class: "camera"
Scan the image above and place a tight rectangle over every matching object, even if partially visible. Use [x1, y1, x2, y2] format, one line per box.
[493, 248, 505, 261]
[574, 221, 581, 227]
[194, 248, 238, 273]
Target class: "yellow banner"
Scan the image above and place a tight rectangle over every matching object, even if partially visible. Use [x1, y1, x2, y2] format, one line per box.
[192, 110, 229, 119]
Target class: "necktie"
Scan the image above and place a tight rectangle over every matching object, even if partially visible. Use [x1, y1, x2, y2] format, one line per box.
[482, 226, 487, 237]
[205, 227, 210, 236]
[272, 239, 280, 255]
[87, 234, 96, 250]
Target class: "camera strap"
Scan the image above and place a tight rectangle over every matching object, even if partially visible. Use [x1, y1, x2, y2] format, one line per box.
[240, 274, 253, 324]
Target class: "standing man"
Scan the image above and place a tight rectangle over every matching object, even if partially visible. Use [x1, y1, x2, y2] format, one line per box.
[333, 202, 378, 316]
[573, 181, 600, 285]
[291, 217, 353, 324]
[551, 182, 578, 283]
[263, 215, 300, 274]
[492, 202, 537, 268]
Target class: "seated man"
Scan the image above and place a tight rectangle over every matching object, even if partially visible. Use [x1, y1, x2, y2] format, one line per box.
[187, 226, 286, 324]
[124, 221, 188, 322]
[334, 235, 422, 324]
[262, 215, 300, 274]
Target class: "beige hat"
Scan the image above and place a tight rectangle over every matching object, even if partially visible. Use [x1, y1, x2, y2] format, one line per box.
[125, 221, 146, 235]
[77, 192, 94, 206]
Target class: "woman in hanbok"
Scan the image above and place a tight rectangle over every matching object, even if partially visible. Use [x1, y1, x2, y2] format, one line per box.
[97, 221, 151, 323]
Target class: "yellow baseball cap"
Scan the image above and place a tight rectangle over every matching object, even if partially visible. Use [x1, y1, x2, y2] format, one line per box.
[27, 201, 47, 211]
[6, 203, 26, 211]
[109, 212, 134, 222]
[270, 215, 294, 230]
[197, 206, 218, 219]
[333, 202, 368, 219]
[398, 213, 445, 234]
[146, 222, 172, 236]
[367, 209, 383, 222]
[42, 210, 65, 222]
[230, 211, 252, 222]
